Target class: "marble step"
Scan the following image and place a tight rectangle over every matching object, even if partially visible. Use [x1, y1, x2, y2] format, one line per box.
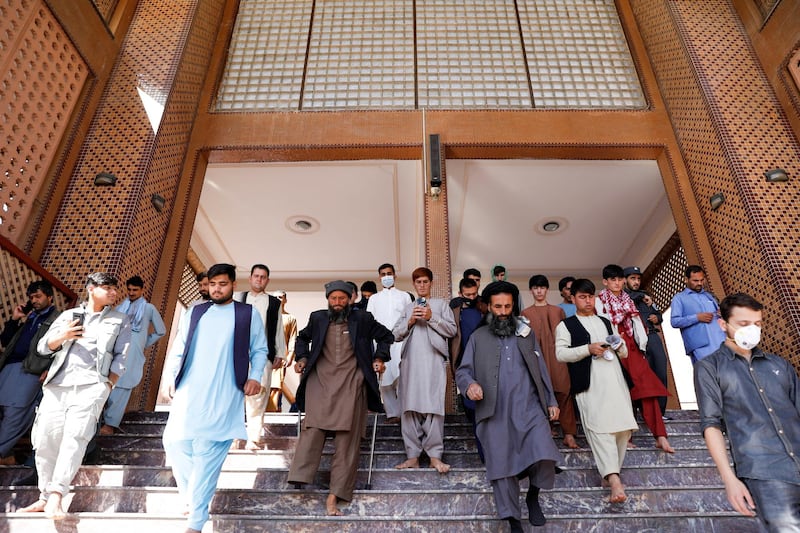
[0, 485, 740, 516]
[90, 445, 716, 470]
[0, 512, 762, 533]
[0, 463, 724, 490]
[94, 432, 709, 453]
[116, 419, 703, 438]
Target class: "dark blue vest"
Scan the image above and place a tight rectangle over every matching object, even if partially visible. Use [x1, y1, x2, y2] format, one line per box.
[174, 301, 252, 390]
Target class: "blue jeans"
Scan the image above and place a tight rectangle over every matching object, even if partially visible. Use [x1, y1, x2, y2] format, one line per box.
[745, 478, 800, 532]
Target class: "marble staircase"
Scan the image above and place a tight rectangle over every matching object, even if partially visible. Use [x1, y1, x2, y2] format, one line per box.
[0, 411, 762, 532]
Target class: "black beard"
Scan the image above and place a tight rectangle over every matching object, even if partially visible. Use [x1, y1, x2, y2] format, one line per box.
[211, 294, 232, 305]
[327, 305, 350, 323]
[487, 313, 516, 337]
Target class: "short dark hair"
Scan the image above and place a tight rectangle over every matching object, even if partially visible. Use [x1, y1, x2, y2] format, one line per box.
[346, 281, 358, 295]
[126, 275, 144, 288]
[208, 263, 236, 281]
[558, 276, 576, 291]
[378, 263, 395, 274]
[686, 265, 705, 278]
[463, 268, 481, 279]
[459, 277, 478, 292]
[86, 272, 118, 287]
[720, 293, 763, 321]
[602, 264, 625, 279]
[360, 280, 378, 293]
[528, 275, 549, 289]
[251, 264, 270, 276]
[570, 278, 596, 296]
[27, 280, 54, 298]
[196, 271, 207, 283]
[412, 266, 433, 281]
[492, 265, 506, 277]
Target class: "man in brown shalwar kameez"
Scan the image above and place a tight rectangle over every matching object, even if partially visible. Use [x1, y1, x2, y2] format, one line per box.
[521, 275, 578, 449]
[288, 280, 394, 516]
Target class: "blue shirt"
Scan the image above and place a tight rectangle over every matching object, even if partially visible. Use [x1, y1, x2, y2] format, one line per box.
[459, 307, 482, 354]
[695, 344, 800, 485]
[670, 288, 726, 360]
[558, 302, 576, 318]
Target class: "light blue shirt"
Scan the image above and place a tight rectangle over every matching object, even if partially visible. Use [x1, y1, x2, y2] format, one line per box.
[163, 303, 267, 442]
[670, 288, 726, 361]
[558, 302, 576, 318]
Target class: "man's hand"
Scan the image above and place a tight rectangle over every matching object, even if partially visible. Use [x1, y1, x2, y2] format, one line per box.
[697, 312, 715, 323]
[243, 379, 261, 396]
[648, 314, 659, 324]
[724, 477, 756, 517]
[271, 359, 283, 370]
[588, 342, 607, 357]
[11, 304, 26, 321]
[372, 359, 386, 374]
[294, 359, 307, 374]
[547, 406, 560, 421]
[465, 382, 483, 401]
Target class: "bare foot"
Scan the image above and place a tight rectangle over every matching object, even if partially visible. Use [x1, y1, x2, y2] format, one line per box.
[44, 493, 66, 519]
[394, 458, 419, 469]
[17, 499, 47, 513]
[430, 457, 450, 474]
[626, 439, 637, 449]
[563, 434, 579, 449]
[607, 474, 627, 503]
[185, 529, 201, 533]
[385, 417, 400, 425]
[326, 493, 342, 516]
[245, 440, 264, 452]
[98, 424, 116, 436]
[656, 436, 675, 454]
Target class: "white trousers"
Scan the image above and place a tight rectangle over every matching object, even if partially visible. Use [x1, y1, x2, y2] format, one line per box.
[32, 382, 110, 498]
[245, 364, 273, 442]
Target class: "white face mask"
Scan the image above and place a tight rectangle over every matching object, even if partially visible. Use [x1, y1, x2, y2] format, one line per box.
[734, 324, 761, 350]
[380, 275, 394, 289]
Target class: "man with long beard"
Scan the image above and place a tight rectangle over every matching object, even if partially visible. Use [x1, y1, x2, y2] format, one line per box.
[456, 281, 563, 531]
[288, 280, 394, 516]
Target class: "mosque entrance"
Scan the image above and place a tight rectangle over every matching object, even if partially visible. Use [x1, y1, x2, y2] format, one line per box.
[176, 157, 692, 408]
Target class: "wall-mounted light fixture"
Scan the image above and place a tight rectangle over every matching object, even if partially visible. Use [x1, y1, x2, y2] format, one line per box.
[764, 168, 789, 183]
[94, 172, 117, 186]
[709, 192, 725, 211]
[151, 193, 166, 212]
[429, 134, 442, 199]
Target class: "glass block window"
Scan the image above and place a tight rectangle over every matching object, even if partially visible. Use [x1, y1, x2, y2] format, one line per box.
[215, 0, 312, 110]
[518, 0, 646, 108]
[215, 0, 645, 111]
[416, 0, 532, 109]
[302, 0, 415, 109]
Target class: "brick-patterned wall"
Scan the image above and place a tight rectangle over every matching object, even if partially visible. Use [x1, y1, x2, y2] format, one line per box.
[39, 0, 227, 411]
[0, 1, 88, 244]
[632, 0, 800, 364]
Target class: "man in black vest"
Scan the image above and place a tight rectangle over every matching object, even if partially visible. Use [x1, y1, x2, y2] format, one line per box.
[234, 264, 285, 450]
[0, 280, 58, 465]
[555, 278, 638, 504]
[456, 281, 562, 531]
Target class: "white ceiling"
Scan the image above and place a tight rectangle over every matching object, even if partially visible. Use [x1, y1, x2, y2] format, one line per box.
[193, 159, 675, 293]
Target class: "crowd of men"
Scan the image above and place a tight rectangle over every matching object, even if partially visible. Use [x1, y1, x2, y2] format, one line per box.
[1, 262, 798, 532]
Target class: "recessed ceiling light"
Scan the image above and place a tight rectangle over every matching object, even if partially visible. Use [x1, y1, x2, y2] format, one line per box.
[542, 221, 560, 232]
[534, 216, 568, 236]
[285, 215, 320, 234]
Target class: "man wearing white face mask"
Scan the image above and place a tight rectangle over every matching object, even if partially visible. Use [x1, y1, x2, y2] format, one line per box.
[367, 263, 414, 422]
[695, 293, 800, 532]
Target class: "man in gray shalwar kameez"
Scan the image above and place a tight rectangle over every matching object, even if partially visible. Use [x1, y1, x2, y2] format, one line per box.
[456, 281, 563, 532]
[393, 267, 457, 473]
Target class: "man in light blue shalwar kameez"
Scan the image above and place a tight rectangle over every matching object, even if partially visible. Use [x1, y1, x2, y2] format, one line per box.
[163, 263, 267, 533]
